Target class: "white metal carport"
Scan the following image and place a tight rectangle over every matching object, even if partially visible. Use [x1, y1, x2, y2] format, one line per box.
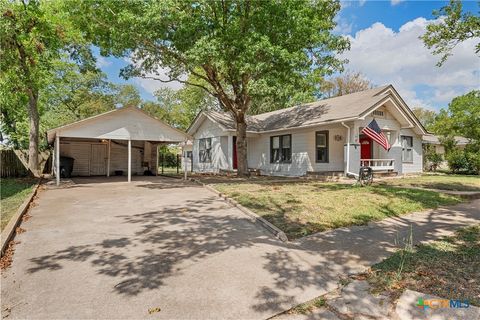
[47, 106, 190, 185]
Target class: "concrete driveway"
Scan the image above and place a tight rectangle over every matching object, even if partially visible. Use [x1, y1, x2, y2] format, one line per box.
[1, 177, 337, 319]
[3, 177, 480, 319]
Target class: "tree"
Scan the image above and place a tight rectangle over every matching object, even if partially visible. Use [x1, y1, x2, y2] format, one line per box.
[321, 71, 373, 98]
[0, 1, 88, 175]
[421, 0, 480, 66]
[432, 90, 480, 142]
[142, 82, 218, 130]
[412, 107, 437, 131]
[68, 0, 349, 176]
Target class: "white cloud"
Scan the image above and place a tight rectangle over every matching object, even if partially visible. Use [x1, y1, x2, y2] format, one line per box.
[341, 17, 480, 110]
[96, 56, 112, 68]
[359, 0, 366, 6]
[123, 56, 185, 96]
[391, 0, 403, 6]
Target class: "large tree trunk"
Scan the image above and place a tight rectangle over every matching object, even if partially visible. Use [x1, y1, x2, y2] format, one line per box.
[27, 89, 40, 177]
[235, 112, 250, 177]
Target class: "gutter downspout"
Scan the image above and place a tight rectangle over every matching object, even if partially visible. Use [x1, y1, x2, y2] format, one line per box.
[341, 122, 359, 179]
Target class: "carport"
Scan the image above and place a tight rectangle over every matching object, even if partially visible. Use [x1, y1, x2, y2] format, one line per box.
[47, 106, 190, 185]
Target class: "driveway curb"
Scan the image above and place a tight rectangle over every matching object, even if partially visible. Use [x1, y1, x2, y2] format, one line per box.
[1, 182, 40, 257]
[191, 178, 289, 242]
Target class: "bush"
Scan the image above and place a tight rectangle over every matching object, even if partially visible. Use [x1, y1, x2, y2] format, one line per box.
[447, 150, 468, 173]
[466, 152, 480, 175]
[426, 152, 443, 172]
[446, 147, 480, 175]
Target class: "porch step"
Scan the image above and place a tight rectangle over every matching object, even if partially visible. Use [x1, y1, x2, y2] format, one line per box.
[305, 171, 344, 181]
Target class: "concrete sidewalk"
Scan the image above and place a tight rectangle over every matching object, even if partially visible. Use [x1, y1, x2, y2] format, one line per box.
[295, 199, 480, 276]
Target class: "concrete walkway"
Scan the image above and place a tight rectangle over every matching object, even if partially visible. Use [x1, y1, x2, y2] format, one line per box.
[1, 176, 479, 319]
[295, 199, 480, 276]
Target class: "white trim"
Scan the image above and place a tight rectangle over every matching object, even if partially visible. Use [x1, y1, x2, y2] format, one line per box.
[359, 96, 414, 128]
[107, 139, 111, 177]
[127, 139, 132, 183]
[55, 135, 60, 186]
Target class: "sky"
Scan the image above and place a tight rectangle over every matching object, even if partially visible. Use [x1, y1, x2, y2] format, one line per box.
[95, 0, 480, 111]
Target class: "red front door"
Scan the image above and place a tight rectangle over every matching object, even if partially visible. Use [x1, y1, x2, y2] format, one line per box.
[360, 136, 372, 159]
[232, 136, 238, 169]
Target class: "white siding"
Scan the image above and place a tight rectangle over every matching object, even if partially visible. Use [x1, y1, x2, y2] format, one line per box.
[59, 140, 144, 176]
[247, 124, 346, 176]
[192, 118, 230, 173]
[399, 128, 423, 174]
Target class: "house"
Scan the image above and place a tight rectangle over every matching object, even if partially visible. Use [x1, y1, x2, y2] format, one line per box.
[422, 135, 469, 155]
[422, 135, 470, 170]
[47, 106, 189, 185]
[186, 85, 428, 177]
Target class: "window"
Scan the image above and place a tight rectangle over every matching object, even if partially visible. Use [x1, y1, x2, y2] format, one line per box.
[186, 151, 192, 159]
[199, 138, 212, 163]
[270, 134, 292, 163]
[316, 131, 329, 163]
[401, 136, 413, 162]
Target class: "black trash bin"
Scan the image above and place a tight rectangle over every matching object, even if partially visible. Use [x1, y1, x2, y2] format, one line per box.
[60, 156, 75, 178]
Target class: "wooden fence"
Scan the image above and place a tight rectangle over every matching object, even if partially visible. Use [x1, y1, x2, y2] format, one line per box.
[1, 149, 29, 178]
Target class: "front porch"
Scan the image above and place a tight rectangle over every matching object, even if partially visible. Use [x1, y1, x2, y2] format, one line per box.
[360, 159, 395, 171]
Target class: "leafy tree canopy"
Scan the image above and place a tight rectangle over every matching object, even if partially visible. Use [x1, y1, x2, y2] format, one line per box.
[422, 0, 480, 66]
[412, 107, 437, 131]
[67, 0, 349, 175]
[431, 90, 480, 142]
[0, 0, 94, 173]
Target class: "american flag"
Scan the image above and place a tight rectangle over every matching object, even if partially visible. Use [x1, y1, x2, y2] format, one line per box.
[361, 119, 391, 151]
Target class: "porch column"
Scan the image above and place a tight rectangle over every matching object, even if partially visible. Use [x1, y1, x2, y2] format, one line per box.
[107, 139, 111, 177]
[128, 139, 132, 182]
[55, 135, 60, 186]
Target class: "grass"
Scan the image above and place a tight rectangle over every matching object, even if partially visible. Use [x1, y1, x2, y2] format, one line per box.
[213, 181, 461, 239]
[289, 296, 326, 314]
[378, 174, 480, 192]
[1, 178, 37, 231]
[368, 225, 480, 306]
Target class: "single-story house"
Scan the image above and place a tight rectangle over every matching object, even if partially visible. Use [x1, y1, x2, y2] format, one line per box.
[186, 85, 429, 177]
[47, 106, 189, 184]
[422, 135, 469, 154]
[422, 135, 470, 170]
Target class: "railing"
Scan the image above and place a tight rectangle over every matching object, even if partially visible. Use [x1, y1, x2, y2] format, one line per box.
[360, 159, 395, 171]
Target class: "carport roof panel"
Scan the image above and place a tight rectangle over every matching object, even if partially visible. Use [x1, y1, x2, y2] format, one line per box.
[47, 106, 190, 143]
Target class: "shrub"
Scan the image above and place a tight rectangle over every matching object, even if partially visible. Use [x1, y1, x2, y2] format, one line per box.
[426, 152, 443, 172]
[466, 152, 480, 175]
[447, 150, 468, 173]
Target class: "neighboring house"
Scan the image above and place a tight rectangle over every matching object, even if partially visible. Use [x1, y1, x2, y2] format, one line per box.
[422, 135, 469, 155]
[186, 85, 428, 177]
[422, 135, 470, 170]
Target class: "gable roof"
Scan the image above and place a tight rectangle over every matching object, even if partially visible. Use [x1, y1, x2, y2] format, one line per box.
[47, 106, 190, 143]
[188, 85, 428, 135]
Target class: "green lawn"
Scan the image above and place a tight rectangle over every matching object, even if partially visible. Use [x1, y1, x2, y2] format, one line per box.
[368, 225, 480, 306]
[213, 181, 461, 239]
[1, 178, 37, 231]
[378, 174, 480, 192]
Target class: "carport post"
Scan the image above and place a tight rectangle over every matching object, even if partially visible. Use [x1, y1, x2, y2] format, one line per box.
[55, 135, 60, 186]
[183, 144, 188, 180]
[128, 139, 132, 182]
[107, 139, 111, 177]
